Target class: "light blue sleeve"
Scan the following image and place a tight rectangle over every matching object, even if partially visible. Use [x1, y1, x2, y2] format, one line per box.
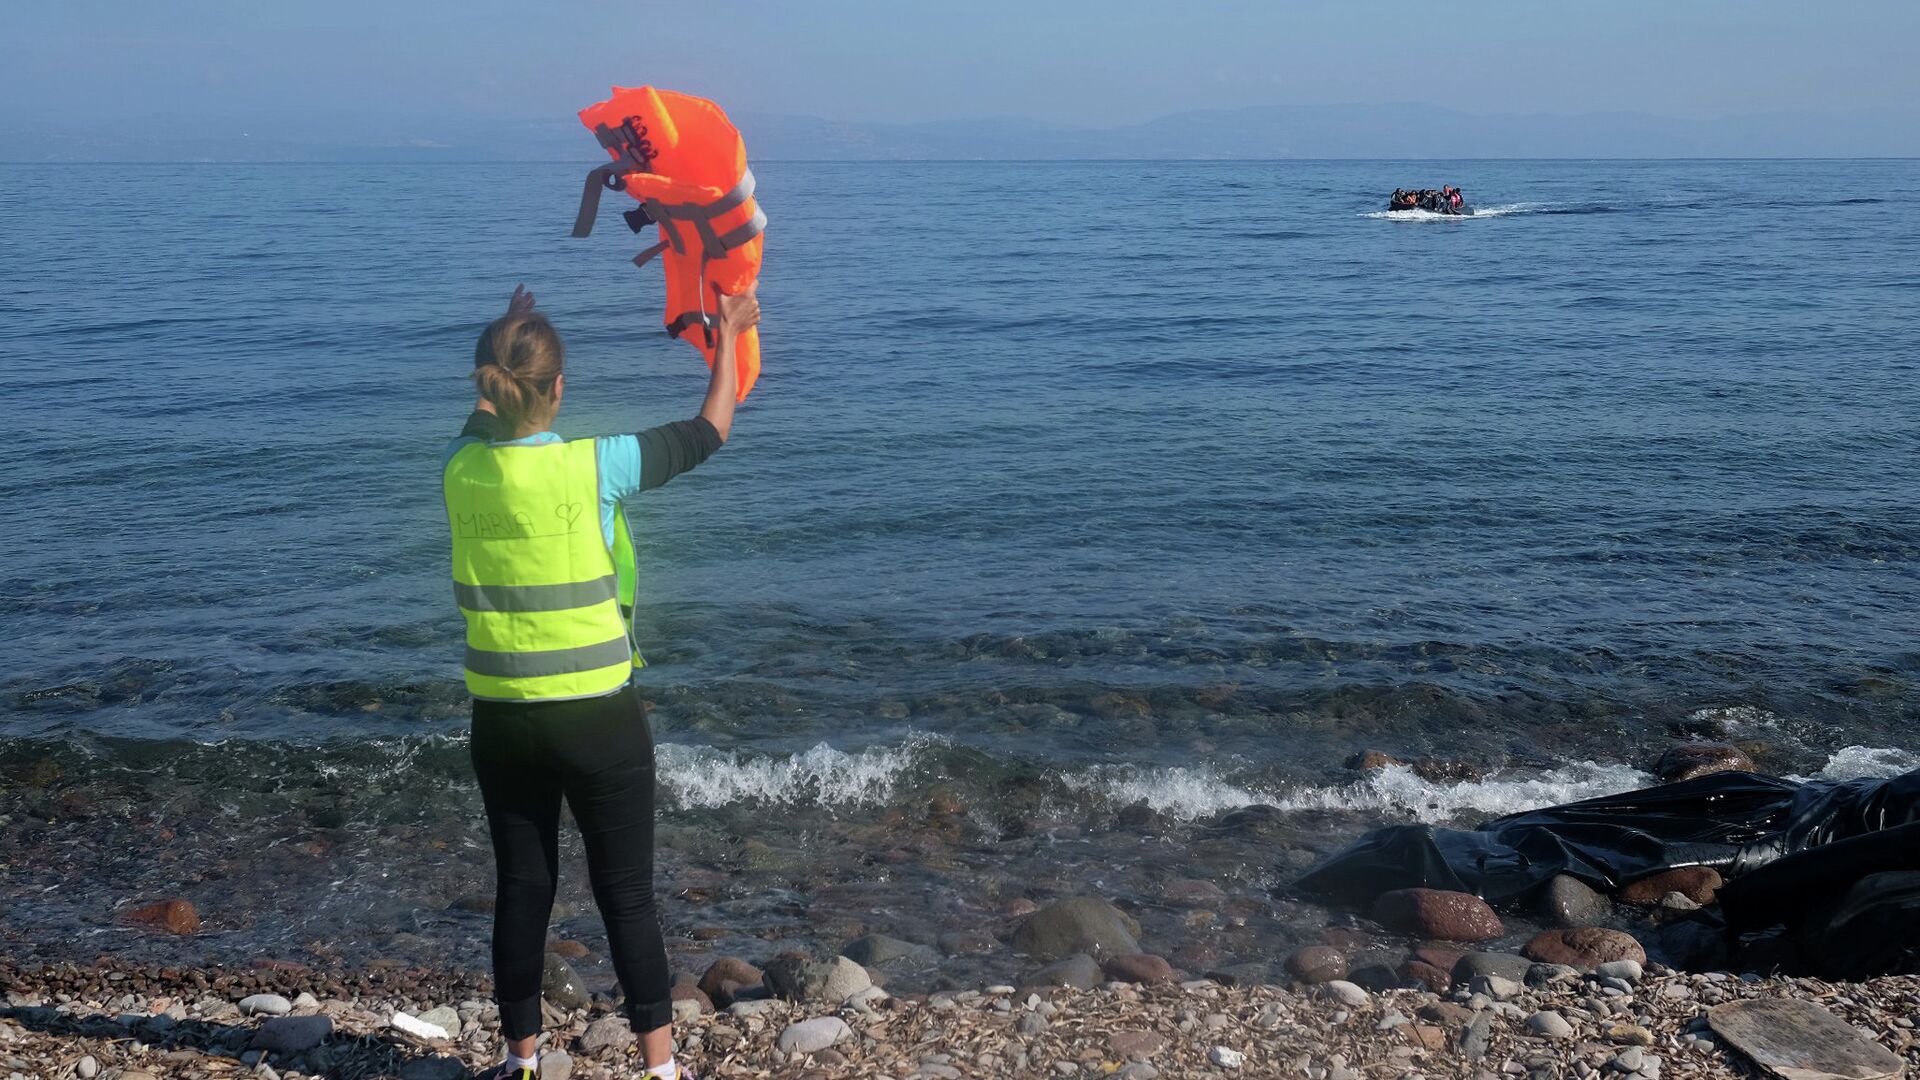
[442, 435, 480, 471]
[596, 434, 643, 549]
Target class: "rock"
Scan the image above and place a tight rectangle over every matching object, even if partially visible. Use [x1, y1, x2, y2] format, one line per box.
[841, 934, 937, 967]
[763, 954, 871, 1004]
[1526, 962, 1582, 989]
[539, 1049, 573, 1080]
[1347, 962, 1406, 992]
[541, 953, 590, 1011]
[1655, 744, 1753, 784]
[291, 991, 320, 1010]
[1452, 952, 1533, 988]
[1347, 750, 1405, 770]
[250, 1015, 333, 1054]
[238, 993, 292, 1016]
[1372, 889, 1504, 942]
[1462, 1014, 1493, 1061]
[1528, 1011, 1575, 1040]
[1018, 1012, 1050, 1036]
[391, 1010, 450, 1041]
[578, 1014, 635, 1054]
[1101, 953, 1176, 985]
[1611, 1048, 1647, 1073]
[1523, 928, 1646, 971]
[1210, 1046, 1246, 1069]
[1709, 998, 1904, 1080]
[547, 940, 589, 960]
[1401, 947, 1462, 992]
[1595, 960, 1643, 983]
[77, 1057, 98, 1080]
[1114, 1065, 1159, 1080]
[728, 999, 780, 1018]
[1284, 946, 1347, 985]
[776, 1016, 851, 1055]
[1108, 1030, 1168, 1058]
[669, 983, 714, 1016]
[1011, 897, 1142, 959]
[697, 957, 764, 1008]
[1421, 1001, 1474, 1026]
[1320, 980, 1370, 1007]
[1024, 953, 1102, 990]
[1542, 876, 1612, 928]
[417, 1006, 459, 1033]
[1472, 975, 1524, 1001]
[1618, 867, 1722, 905]
[124, 899, 200, 935]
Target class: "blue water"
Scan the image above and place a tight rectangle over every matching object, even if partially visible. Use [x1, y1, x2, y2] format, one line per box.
[6, 160, 1919, 755]
[5, 158, 1920, 973]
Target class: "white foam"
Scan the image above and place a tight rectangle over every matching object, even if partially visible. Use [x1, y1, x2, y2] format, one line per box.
[1815, 745, 1920, 780]
[1362, 203, 1534, 221]
[1273, 762, 1650, 824]
[1061, 766, 1285, 820]
[1065, 760, 1648, 825]
[657, 739, 930, 809]
[1687, 705, 1784, 734]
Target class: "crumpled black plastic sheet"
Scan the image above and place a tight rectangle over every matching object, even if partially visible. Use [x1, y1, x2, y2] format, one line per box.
[1295, 769, 1920, 908]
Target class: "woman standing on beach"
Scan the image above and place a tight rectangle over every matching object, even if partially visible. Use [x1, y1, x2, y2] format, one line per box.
[446, 284, 759, 1080]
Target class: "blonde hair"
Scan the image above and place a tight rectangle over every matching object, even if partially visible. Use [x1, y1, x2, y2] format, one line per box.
[472, 314, 565, 433]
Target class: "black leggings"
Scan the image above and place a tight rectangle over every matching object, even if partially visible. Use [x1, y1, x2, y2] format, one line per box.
[470, 685, 671, 1039]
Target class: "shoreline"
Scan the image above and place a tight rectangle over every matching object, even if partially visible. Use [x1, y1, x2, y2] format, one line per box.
[5, 955, 1916, 1080]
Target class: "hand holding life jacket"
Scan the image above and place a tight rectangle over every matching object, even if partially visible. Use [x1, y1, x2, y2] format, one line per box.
[572, 86, 765, 401]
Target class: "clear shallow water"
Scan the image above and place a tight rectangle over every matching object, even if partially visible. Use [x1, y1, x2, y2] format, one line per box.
[3, 160, 1920, 977]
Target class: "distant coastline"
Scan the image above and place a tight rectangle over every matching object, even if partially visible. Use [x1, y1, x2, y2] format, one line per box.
[6, 102, 1919, 162]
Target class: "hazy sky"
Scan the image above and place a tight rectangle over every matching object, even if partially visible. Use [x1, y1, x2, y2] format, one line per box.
[4, 0, 1915, 128]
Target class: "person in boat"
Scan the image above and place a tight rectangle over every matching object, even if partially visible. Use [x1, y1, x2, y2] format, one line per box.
[449, 283, 761, 1080]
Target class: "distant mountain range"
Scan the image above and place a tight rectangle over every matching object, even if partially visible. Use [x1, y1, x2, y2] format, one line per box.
[6, 103, 1917, 162]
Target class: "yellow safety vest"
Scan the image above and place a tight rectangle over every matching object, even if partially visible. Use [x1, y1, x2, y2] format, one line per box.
[443, 437, 640, 701]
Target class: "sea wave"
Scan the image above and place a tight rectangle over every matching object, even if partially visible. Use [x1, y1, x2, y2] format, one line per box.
[1061, 760, 1649, 824]
[657, 738, 938, 809]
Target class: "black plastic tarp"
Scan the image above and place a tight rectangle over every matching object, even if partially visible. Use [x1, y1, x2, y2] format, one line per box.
[1295, 769, 1920, 908]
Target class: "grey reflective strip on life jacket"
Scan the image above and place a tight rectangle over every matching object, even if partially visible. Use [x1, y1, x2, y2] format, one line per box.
[665, 310, 712, 339]
[572, 165, 616, 238]
[465, 635, 634, 679]
[715, 205, 768, 252]
[453, 575, 619, 613]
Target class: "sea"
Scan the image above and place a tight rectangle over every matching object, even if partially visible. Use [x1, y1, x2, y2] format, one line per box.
[3, 158, 1919, 986]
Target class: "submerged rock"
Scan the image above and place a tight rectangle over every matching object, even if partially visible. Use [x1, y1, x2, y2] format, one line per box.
[1011, 897, 1141, 960]
[1023, 953, 1102, 990]
[1542, 875, 1612, 928]
[1283, 946, 1347, 985]
[1654, 743, 1754, 784]
[541, 953, 589, 1011]
[1101, 953, 1175, 985]
[841, 934, 938, 967]
[123, 899, 200, 935]
[1371, 888, 1503, 943]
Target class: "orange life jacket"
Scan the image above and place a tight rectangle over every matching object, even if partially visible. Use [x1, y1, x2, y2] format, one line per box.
[572, 86, 765, 401]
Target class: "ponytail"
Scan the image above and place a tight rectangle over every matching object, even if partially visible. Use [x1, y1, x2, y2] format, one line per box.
[472, 313, 565, 433]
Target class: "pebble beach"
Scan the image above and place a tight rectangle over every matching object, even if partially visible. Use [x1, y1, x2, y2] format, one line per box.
[4, 952, 1913, 1080]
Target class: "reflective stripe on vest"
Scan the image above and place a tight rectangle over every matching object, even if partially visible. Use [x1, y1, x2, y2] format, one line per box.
[444, 438, 638, 701]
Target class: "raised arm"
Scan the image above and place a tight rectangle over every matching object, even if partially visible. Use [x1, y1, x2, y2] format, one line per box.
[699, 287, 760, 443]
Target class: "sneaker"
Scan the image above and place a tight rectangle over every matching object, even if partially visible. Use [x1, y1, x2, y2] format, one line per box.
[471, 1062, 537, 1080]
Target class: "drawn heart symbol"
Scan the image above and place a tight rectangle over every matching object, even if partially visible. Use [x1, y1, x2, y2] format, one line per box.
[556, 502, 585, 527]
